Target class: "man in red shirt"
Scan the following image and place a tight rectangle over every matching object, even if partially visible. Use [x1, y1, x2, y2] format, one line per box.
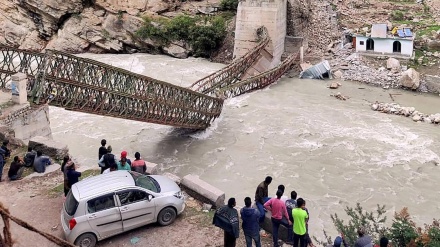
[264, 189, 292, 247]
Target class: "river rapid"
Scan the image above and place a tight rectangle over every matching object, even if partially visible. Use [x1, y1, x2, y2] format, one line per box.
[50, 53, 440, 239]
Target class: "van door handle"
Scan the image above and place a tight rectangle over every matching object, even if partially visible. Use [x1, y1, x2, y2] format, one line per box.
[120, 207, 129, 212]
[88, 214, 97, 219]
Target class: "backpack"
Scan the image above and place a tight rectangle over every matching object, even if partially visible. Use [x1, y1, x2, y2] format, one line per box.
[103, 153, 116, 168]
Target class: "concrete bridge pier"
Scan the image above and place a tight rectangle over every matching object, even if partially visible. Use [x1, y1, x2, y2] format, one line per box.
[233, 0, 287, 77]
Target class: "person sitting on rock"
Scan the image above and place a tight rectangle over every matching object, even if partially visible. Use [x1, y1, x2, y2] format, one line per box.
[117, 157, 131, 171]
[33, 151, 52, 173]
[131, 152, 147, 174]
[24, 147, 37, 167]
[8, 156, 25, 181]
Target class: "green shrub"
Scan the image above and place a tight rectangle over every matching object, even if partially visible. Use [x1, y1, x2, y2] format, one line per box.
[220, 0, 239, 10]
[136, 15, 227, 58]
[389, 208, 418, 247]
[317, 205, 440, 247]
[392, 10, 405, 21]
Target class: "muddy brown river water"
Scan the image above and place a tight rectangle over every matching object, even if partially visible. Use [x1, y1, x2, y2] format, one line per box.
[50, 53, 440, 239]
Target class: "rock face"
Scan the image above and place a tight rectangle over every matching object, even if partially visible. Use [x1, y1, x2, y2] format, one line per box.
[28, 136, 69, 159]
[0, 0, 180, 53]
[400, 68, 420, 90]
[163, 42, 190, 59]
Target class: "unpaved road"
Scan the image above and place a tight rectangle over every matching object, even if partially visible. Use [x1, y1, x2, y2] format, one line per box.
[0, 169, 273, 247]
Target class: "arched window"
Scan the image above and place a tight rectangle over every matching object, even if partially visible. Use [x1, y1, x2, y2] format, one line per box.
[393, 41, 402, 53]
[366, 38, 374, 51]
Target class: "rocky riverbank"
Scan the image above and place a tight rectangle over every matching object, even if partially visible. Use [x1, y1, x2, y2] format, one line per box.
[371, 102, 440, 125]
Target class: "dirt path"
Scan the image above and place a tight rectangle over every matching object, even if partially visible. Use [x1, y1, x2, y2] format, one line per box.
[0, 170, 274, 247]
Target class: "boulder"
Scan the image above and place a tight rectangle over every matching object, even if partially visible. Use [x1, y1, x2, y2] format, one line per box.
[163, 43, 190, 59]
[145, 161, 158, 175]
[333, 70, 343, 79]
[28, 136, 69, 159]
[181, 174, 225, 208]
[427, 40, 440, 50]
[386, 58, 400, 71]
[400, 68, 420, 90]
[329, 82, 339, 89]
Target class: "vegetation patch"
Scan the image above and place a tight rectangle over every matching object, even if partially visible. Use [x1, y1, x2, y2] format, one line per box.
[136, 15, 227, 58]
[417, 25, 440, 37]
[220, 0, 239, 11]
[314, 203, 440, 246]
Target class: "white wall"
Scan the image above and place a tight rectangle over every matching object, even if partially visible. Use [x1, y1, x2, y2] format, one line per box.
[355, 36, 413, 56]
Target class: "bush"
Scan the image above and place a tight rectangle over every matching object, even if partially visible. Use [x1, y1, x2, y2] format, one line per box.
[316, 205, 440, 247]
[220, 0, 239, 10]
[392, 10, 405, 21]
[136, 15, 227, 58]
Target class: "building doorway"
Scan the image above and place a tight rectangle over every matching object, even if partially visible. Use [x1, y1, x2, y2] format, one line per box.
[393, 41, 402, 53]
[366, 38, 374, 51]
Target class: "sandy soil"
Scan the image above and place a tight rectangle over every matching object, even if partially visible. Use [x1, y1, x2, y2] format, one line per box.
[0, 169, 273, 247]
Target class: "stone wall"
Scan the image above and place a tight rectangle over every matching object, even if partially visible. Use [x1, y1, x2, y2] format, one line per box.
[0, 104, 52, 141]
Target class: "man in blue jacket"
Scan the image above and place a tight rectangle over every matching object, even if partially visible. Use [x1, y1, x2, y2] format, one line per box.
[241, 197, 261, 247]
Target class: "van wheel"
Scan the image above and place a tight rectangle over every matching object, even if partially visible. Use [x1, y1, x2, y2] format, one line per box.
[74, 233, 97, 247]
[157, 207, 176, 226]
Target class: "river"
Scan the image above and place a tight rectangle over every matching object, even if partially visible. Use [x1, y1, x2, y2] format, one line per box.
[49, 53, 440, 239]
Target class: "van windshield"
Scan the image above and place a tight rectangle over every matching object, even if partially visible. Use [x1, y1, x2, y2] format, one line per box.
[65, 191, 79, 216]
[130, 172, 160, 193]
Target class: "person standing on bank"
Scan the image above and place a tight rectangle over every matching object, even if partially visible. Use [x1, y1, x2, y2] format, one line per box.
[255, 176, 272, 223]
[213, 198, 239, 247]
[292, 198, 309, 247]
[131, 152, 147, 174]
[264, 189, 292, 247]
[241, 197, 261, 247]
[98, 139, 107, 160]
[98, 145, 117, 174]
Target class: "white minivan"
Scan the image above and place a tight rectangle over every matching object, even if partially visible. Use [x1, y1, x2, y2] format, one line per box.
[61, 170, 185, 247]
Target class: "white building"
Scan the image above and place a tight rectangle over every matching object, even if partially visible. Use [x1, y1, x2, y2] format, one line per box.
[354, 24, 414, 57]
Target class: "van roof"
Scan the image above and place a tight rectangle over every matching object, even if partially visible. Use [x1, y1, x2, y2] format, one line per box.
[72, 170, 135, 200]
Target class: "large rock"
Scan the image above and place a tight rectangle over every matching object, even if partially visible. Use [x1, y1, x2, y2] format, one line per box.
[333, 70, 343, 79]
[427, 40, 440, 50]
[28, 136, 69, 159]
[424, 75, 440, 93]
[181, 174, 225, 208]
[400, 68, 420, 90]
[386, 58, 400, 71]
[163, 43, 190, 59]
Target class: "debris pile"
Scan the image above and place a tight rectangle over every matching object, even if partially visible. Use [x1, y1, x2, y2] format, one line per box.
[370, 102, 440, 125]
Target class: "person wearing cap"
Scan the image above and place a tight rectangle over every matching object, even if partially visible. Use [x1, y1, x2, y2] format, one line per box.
[66, 161, 81, 192]
[98, 139, 107, 160]
[98, 145, 117, 174]
[120, 151, 131, 166]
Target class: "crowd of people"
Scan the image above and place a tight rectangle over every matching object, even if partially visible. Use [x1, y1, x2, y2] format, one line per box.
[59, 139, 150, 196]
[213, 176, 391, 247]
[0, 140, 53, 182]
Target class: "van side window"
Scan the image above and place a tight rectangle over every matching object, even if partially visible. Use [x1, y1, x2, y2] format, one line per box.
[87, 194, 116, 213]
[117, 190, 148, 206]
